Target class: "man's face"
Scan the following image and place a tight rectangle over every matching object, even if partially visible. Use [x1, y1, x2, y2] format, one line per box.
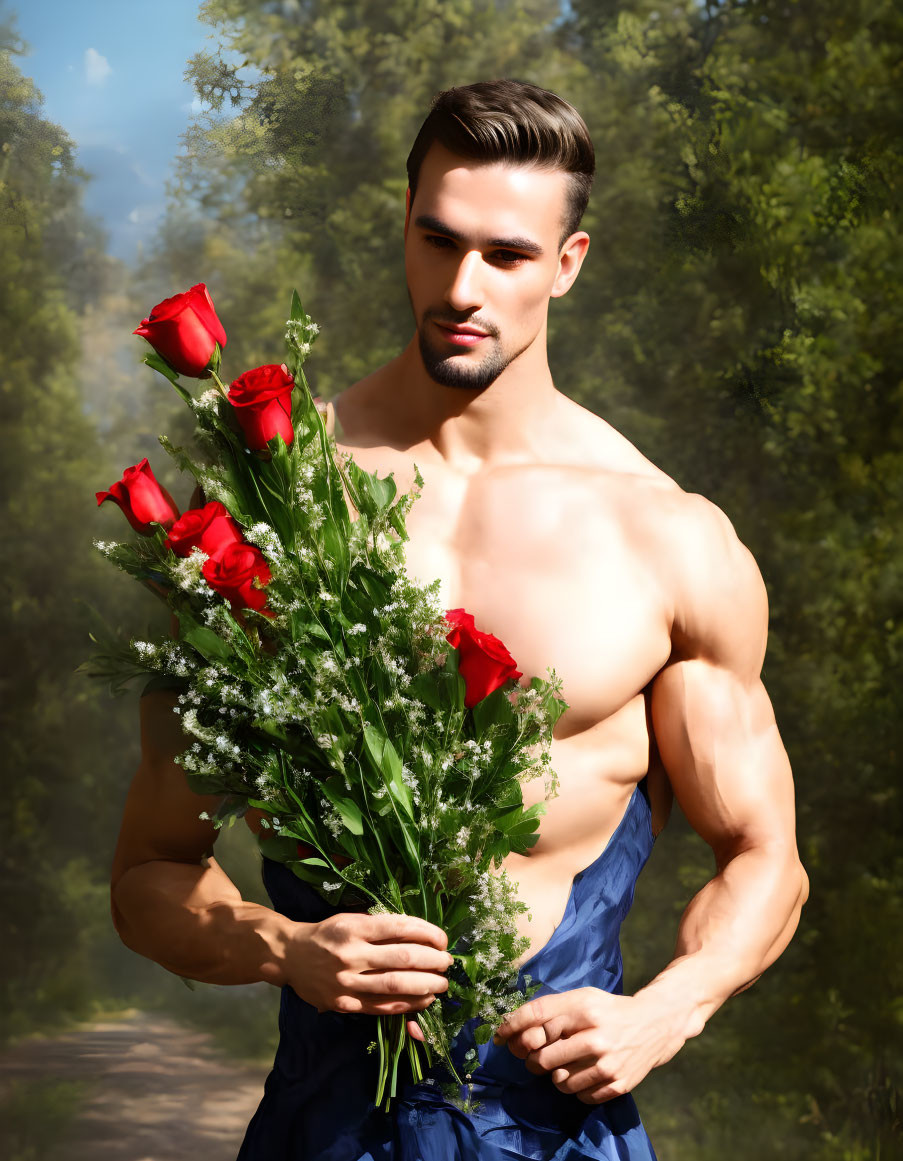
[404, 143, 583, 392]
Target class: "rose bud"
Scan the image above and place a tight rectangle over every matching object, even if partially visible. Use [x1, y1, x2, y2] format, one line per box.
[165, 501, 244, 560]
[444, 608, 523, 709]
[202, 542, 273, 616]
[133, 283, 227, 378]
[96, 459, 180, 536]
[228, 364, 295, 450]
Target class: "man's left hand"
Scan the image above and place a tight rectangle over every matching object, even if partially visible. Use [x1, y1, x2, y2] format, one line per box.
[492, 987, 689, 1104]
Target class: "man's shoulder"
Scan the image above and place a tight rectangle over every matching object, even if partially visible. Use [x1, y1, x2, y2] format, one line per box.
[550, 395, 672, 489]
[648, 488, 768, 671]
[562, 398, 741, 552]
[567, 407, 769, 669]
[332, 362, 405, 447]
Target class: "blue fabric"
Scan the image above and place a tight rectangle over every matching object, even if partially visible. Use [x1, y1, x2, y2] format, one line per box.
[238, 781, 658, 1160]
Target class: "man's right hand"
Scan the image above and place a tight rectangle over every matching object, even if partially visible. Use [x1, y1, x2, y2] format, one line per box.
[284, 911, 453, 1017]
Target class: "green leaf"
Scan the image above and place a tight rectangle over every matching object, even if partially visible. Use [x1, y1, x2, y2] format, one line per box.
[451, 951, 478, 981]
[290, 289, 305, 320]
[442, 648, 467, 712]
[255, 718, 289, 743]
[408, 671, 448, 712]
[142, 352, 193, 403]
[492, 800, 546, 838]
[185, 625, 234, 662]
[474, 1022, 494, 1046]
[353, 564, 392, 607]
[364, 470, 397, 512]
[321, 778, 365, 835]
[362, 724, 413, 819]
[472, 685, 516, 733]
[175, 610, 234, 662]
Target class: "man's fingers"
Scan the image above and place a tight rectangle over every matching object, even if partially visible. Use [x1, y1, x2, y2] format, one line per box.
[355, 970, 450, 997]
[525, 1030, 600, 1074]
[493, 993, 579, 1043]
[546, 1056, 608, 1093]
[576, 1081, 627, 1105]
[498, 1008, 589, 1059]
[365, 993, 438, 1015]
[360, 912, 449, 950]
[331, 993, 436, 1016]
[360, 942, 454, 974]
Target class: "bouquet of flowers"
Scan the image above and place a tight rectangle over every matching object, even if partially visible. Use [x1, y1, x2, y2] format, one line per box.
[90, 283, 566, 1108]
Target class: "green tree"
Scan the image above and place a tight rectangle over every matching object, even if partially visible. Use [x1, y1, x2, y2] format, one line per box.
[0, 19, 148, 1038]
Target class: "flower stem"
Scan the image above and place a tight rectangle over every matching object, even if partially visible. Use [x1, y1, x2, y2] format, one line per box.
[209, 369, 230, 400]
[375, 1015, 388, 1108]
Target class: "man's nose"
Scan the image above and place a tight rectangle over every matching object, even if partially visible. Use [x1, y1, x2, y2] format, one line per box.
[444, 250, 483, 313]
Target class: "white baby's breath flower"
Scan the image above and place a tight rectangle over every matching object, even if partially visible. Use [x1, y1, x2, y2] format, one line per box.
[171, 550, 209, 593]
[194, 388, 222, 412]
[246, 522, 283, 557]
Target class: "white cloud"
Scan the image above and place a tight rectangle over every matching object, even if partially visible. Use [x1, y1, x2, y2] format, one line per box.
[181, 96, 209, 115]
[84, 48, 112, 86]
[127, 203, 164, 226]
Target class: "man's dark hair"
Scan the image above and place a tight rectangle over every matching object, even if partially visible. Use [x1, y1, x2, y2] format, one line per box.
[406, 79, 595, 247]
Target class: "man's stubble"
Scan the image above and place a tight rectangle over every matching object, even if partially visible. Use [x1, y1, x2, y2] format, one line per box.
[408, 291, 531, 392]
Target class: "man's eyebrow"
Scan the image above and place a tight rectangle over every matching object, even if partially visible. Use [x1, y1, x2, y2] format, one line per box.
[413, 214, 544, 257]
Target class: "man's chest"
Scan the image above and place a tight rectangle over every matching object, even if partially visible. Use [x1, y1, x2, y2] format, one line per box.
[344, 445, 674, 727]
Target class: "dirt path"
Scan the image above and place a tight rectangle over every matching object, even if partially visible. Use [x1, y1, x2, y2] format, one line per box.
[0, 1011, 270, 1161]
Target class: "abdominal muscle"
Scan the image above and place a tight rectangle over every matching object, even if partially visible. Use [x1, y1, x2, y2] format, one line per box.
[497, 695, 657, 969]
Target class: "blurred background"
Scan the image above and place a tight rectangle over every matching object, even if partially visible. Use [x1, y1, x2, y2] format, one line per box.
[1, 0, 900, 1158]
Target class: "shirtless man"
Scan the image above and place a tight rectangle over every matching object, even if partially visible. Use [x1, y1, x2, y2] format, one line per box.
[111, 80, 808, 1156]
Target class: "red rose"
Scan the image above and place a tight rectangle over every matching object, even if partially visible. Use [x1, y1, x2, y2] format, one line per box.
[228, 364, 295, 450]
[133, 283, 227, 378]
[202, 542, 273, 615]
[164, 501, 244, 560]
[444, 608, 523, 709]
[96, 459, 179, 535]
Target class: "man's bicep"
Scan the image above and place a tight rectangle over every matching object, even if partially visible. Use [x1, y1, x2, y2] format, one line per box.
[650, 657, 795, 860]
[651, 500, 795, 858]
[111, 690, 224, 886]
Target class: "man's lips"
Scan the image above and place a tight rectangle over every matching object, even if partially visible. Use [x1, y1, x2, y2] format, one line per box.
[433, 321, 490, 346]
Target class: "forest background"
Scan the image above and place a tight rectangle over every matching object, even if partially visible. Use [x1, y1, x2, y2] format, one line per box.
[2, 1, 900, 1158]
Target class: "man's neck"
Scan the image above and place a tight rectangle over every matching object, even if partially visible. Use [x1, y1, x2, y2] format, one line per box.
[387, 337, 564, 472]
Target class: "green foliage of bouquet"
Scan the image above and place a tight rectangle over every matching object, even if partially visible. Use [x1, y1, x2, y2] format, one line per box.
[90, 284, 567, 1107]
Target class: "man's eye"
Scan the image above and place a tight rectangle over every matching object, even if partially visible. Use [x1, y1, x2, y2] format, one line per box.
[491, 250, 527, 266]
[424, 235, 455, 248]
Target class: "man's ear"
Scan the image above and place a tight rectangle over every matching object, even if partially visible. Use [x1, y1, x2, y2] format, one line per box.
[551, 231, 590, 299]
[404, 188, 412, 241]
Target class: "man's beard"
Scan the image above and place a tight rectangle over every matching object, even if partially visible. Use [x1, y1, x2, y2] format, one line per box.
[416, 312, 529, 391]
[417, 328, 510, 391]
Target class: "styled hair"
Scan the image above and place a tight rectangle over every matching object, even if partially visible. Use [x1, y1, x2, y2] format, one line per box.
[406, 79, 595, 246]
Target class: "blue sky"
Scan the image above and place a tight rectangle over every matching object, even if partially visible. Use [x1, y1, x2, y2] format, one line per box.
[11, 0, 215, 261]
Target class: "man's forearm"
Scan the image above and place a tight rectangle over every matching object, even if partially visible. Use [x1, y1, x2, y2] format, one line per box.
[111, 856, 299, 987]
[635, 842, 808, 1038]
